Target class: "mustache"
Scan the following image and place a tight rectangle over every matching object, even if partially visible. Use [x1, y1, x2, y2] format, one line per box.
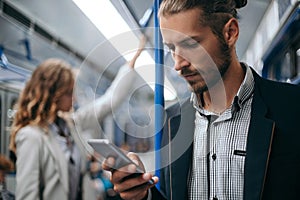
[180, 67, 203, 76]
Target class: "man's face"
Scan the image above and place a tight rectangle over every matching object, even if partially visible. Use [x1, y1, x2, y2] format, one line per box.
[160, 8, 231, 94]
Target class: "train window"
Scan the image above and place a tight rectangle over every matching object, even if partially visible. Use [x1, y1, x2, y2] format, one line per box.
[7, 98, 17, 130]
[296, 48, 300, 76]
[265, 47, 298, 83]
[260, 0, 300, 85]
[277, 0, 292, 20]
[280, 51, 296, 81]
[267, 63, 275, 80]
[0, 96, 2, 152]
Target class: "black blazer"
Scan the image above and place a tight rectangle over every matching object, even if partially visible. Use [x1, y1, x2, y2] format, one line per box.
[151, 69, 300, 200]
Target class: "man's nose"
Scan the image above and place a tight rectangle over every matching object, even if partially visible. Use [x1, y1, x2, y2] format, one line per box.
[173, 52, 189, 71]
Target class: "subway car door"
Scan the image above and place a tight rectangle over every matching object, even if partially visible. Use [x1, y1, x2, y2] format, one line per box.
[3, 89, 18, 157]
[0, 88, 4, 155]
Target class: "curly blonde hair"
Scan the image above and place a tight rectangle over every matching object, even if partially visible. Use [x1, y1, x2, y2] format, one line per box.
[9, 58, 74, 152]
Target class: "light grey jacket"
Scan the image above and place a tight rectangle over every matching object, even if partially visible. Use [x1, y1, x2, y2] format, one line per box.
[16, 125, 69, 200]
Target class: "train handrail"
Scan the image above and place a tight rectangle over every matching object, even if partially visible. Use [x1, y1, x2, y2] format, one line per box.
[0, 51, 31, 82]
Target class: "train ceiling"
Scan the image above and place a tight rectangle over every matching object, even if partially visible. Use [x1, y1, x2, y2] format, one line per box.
[0, 0, 272, 82]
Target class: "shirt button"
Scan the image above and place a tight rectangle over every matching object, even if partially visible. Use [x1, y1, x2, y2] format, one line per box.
[212, 153, 217, 160]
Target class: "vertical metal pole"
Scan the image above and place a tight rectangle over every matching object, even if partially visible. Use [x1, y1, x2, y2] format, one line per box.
[154, 0, 163, 190]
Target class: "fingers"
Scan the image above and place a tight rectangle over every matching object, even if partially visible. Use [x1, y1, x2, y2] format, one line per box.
[127, 152, 145, 172]
[114, 173, 159, 200]
[102, 157, 115, 171]
[101, 153, 159, 200]
[117, 181, 149, 200]
[111, 163, 139, 183]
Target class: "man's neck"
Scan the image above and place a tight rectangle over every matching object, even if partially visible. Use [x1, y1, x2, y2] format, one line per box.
[197, 61, 245, 114]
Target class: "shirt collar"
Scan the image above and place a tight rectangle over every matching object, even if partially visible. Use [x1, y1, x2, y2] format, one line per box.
[234, 62, 254, 109]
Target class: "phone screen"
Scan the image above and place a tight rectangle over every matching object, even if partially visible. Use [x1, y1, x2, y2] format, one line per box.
[87, 139, 144, 173]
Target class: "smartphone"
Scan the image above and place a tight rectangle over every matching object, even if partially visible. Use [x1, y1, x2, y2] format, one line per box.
[87, 139, 144, 173]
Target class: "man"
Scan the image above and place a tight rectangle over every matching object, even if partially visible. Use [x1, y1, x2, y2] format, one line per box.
[103, 0, 300, 199]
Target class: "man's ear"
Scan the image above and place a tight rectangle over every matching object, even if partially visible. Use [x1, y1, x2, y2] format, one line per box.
[223, 18, 239, 47]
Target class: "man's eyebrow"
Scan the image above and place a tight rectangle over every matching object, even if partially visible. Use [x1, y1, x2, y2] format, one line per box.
[163, 36, 200, 47]
[179, 36, 200, 44]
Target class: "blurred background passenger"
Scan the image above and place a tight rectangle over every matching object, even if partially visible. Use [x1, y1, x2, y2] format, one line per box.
[86, 155, 117, 200]
[9, 59, 83, 200]
[0, 154, 14, 200]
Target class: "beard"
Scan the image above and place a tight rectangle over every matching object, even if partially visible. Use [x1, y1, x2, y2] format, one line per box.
[187, 39, 232, 94]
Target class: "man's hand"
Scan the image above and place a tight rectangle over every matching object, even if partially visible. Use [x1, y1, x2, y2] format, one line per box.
[102, 152, 159, 200]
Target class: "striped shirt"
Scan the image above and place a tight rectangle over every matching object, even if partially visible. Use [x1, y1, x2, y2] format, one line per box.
[188, 64, 254, 200]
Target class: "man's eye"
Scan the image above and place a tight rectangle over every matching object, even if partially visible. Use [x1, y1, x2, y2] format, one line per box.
[182, 41, 198, 49]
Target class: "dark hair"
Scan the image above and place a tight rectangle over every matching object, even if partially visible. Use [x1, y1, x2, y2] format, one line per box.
[159, 0, 247, 17]
[159, 0, 247, 40]
[235, 0, 247, 9]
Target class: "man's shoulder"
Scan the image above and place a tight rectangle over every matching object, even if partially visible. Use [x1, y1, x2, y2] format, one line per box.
[253, 71, 300, 98]
[253, 72, 300, 117]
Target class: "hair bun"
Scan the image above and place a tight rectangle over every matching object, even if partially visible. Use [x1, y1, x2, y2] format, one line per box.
[235, 0, 247, 8]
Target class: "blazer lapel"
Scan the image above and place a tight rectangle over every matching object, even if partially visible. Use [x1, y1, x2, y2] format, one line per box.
[169, 101, 195, 200]
[244, 76, 275, 200]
